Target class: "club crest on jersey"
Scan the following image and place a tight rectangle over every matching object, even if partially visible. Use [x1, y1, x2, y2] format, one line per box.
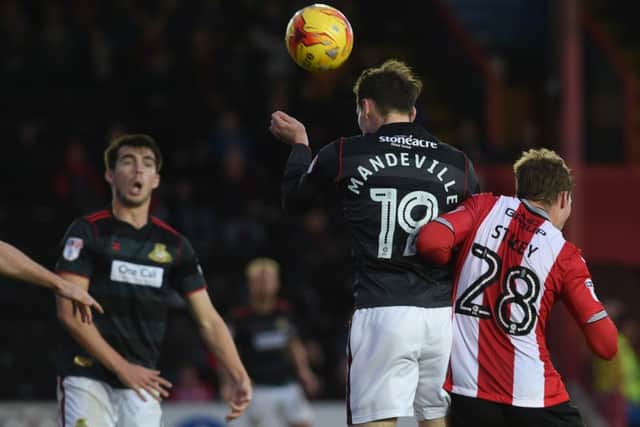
[148, 243, 172, 263]
[63, 237, 84, 261]
[73, 355, 94, 368]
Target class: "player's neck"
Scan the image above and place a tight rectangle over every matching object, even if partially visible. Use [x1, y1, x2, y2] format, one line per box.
[111, 201, 150, 229]
[526, 199, 562, 229]
[381, 112, 411, 125]
[251, 297, 276, 314]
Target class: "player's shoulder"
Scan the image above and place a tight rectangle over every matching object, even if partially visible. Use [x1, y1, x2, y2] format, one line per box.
[150, 215, 184, 239]
[324, 135, 360, 151]
[557, 239, 583, 263]
[464, 192, 499, 209]
[229, 305, 253, 320]
[471, 192, 498, 202]
[275, 298, 293, 313]
[81, 209, 112, 224]
[65, 209, 112, 237]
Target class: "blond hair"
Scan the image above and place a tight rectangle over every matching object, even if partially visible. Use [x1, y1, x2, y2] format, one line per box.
[513, 148, 573, 206]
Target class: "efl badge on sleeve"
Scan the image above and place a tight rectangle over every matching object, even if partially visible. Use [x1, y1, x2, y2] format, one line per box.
[63, 237, 84, 261]
[148, 243, 173, 263]
[585, 279, 600, 302]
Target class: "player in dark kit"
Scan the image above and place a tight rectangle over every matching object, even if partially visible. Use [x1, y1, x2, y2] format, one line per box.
[416, 148, 618, 427]
[55, 135, 251, 427]
[269, 59, 480, 427]
[225, 258, 319, 427]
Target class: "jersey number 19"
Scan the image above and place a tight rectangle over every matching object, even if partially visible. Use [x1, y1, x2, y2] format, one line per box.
[370, 188, 438, 259]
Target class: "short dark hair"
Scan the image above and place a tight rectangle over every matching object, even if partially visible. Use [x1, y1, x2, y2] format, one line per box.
[104, 134, 163, 172]
[513, 148, 572, 206]
[352, 59, 423, 116]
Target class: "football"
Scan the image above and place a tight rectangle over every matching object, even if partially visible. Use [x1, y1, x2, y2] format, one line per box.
[285, 3, 354, 71]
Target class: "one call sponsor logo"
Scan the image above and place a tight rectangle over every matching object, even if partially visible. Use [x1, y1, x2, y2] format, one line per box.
[253, 330, 289, 351]
[110, 260, 164, 288]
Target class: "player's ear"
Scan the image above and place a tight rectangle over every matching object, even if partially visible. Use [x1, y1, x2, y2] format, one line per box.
[151, 173, 160, 190]
[409, 106, 417, 122]
[559, 191, 568, 209]
[104, 169, 113, 185]
[361, 98, 373, 118]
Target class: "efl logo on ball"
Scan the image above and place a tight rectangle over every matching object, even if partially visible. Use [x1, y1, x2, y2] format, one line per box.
[285, 3, 354, 71]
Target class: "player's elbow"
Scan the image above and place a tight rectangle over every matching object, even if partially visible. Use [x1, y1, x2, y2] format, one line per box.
[416, 221, 454, 265]
[195, 312, 223, 334]
[599, 341, 618, 361]
[584, 317, 619, 360]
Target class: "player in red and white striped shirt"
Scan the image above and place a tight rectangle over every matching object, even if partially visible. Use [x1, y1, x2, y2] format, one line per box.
[416, 148, 618, 427]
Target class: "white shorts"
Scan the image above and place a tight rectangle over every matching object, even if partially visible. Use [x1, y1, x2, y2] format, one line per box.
[347, 306, 452, 424]
[241, 382, 313, 427]
[57, 376, 162, 427]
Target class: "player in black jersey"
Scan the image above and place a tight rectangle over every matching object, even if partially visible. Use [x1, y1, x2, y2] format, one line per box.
[224, 258, 319, 427]
[55, 135, 251, 427]
[0, 240, 102, 322]
[269, 60, 481, 427]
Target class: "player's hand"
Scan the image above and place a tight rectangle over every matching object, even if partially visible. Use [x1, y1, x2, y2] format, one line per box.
[269, 111, 310, 147]
[221, 374, 252, 421]
[115, 361, 173, 402]
[299, 369, 322, 398]
[55, 280, 104, 323]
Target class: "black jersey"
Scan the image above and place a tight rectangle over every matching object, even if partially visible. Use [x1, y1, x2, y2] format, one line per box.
[282, 122, 481, 309]
[55, 209, 207, 387]
[227, 300, 298, 386]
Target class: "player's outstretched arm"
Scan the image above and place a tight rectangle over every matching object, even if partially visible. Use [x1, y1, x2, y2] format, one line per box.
[269, 110, 338, 215]
[56, 272, 172, 401]
[186, 289, 252, 421]
[0, 240, 103, 322]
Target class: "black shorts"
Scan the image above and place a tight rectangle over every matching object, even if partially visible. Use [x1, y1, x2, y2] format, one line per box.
[450, 393, 585, 427]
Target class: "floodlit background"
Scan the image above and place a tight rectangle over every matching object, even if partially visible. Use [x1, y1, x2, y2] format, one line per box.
[0, 0, 638, 426]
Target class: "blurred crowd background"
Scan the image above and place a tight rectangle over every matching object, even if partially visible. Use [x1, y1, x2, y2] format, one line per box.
[0, 0, 639, 426]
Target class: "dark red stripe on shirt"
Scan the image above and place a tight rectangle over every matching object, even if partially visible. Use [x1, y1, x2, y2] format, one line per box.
[151, 216, 180, 237]
[84, 210, 111, 223]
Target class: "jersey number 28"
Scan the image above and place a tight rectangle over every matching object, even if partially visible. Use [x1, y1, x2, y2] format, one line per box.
[455, 243, 541, 336]
[370, 188, 438, 259]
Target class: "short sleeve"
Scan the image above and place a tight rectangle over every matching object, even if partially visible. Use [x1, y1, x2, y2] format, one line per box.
[559, 246, 607, 325]
[171, 237, 207, 296]
[55, 219, 95, 278]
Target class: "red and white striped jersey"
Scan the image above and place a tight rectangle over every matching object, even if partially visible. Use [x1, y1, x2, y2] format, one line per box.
[439, 194, 606, 407]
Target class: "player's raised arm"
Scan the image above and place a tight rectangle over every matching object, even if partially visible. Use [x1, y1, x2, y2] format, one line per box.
[185, 289, 252, 421]
[269, 110, 339, 214]
[0, 240, 102, 322]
